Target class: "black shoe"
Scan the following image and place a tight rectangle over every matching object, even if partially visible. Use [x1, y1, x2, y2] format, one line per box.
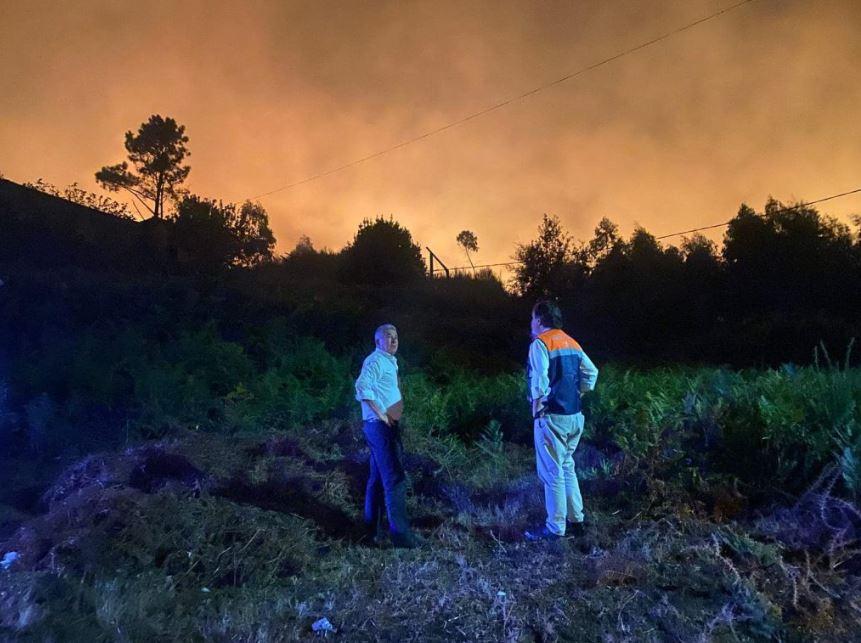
[361, 533, 385, 547]
[360, 523, 386, 547]
[524, 525, 563, 542]
[391, 531, 426, 549]
[567, 521, 587, 538]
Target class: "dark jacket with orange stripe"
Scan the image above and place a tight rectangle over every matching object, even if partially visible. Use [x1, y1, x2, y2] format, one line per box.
[527, 328, 599, 416]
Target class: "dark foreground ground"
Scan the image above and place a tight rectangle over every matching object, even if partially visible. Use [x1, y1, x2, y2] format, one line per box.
[1, 426, 859, 641]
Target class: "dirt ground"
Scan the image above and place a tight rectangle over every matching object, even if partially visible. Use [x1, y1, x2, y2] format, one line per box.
[1, 430, 859, 641]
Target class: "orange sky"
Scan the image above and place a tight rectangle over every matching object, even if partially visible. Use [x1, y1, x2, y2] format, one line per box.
[2, 0, 860, 274]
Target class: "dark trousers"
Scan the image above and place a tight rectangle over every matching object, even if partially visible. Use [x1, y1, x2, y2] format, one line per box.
[363, 419, 410, 537]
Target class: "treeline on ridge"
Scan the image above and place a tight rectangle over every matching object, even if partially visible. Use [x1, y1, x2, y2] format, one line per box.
[2, 174, 860, 371]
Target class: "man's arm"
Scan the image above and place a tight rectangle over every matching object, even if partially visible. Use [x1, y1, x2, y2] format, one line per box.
[364, 399, 390, 425]
[528, 339, 550, 418]
[579, 350, 599, 393]
[355, 358, 390, 425]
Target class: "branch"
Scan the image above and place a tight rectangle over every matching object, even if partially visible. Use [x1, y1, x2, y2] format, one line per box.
[121, 186, 155, 216]
[130, 201, 146, 221]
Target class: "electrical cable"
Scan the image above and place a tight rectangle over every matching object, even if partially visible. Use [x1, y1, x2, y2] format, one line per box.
[248, 0, 758, 200]
[432, 186, 861, 272]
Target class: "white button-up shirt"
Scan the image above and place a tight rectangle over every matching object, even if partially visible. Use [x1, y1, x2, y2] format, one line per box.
[355, 348, 402, 421]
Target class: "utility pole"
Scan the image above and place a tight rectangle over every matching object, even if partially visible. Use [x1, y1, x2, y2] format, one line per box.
[425, 247, 449, 278]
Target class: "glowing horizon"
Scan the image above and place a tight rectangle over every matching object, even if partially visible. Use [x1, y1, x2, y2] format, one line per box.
[2, 0, 860, 274]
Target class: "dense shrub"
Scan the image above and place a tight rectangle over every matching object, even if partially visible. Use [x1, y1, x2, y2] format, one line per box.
[3, 264, 859, 495]
[583, 363, 861, 494]
[403, 370, 529, 444]
[228, 331, 355, 432]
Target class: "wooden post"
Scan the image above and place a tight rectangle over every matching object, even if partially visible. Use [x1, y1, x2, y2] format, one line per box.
[425, 247, 449, 278]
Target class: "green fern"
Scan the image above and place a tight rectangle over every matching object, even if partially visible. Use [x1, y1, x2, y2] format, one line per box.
[477, 419, 504, 461]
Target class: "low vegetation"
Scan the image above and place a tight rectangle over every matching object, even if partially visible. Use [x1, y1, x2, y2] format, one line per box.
[1, 332, 859, 639]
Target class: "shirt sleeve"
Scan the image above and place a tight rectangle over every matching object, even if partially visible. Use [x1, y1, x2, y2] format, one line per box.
[528, 339, 550, 401]
[355, 356, 380, 402]
[579, 350, 599, 393]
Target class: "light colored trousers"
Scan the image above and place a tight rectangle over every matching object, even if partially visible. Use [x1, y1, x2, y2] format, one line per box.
[534, 412, 585, 535]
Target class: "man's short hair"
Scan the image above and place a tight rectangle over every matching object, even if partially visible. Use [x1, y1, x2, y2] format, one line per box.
[533, 300, 563, 329]
[375, 323, 397, 340]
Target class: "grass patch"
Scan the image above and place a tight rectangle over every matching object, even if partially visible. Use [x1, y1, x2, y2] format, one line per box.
[2, 425, 859, 640]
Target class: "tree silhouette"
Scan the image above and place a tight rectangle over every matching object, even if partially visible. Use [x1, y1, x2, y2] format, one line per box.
[339, 216, 426, 285]
[172, 196, 238, 270]
[96, 115, 190, 219]
[677, 233, 723, 344]
[583, 226, 688, 358]
[723, 198, 858, 319]
[456, 230, 479, 273]
[281, 235, 339, 279]
[172, 195, 275, 270]
[233, 201, 276, 267]
[511, 214, 577, 298]
[583, 217, 621, 267]
[680, 232, 718, 265]
[291, 235, 316, 257]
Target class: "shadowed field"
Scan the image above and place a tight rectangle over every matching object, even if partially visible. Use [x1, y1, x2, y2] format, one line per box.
[1, 418, 859, 641]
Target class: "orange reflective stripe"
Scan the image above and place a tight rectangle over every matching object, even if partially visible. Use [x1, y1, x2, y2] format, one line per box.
[537, 329, 582, 352]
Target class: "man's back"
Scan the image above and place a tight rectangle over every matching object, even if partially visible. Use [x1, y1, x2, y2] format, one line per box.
[530, 328, 598, 416]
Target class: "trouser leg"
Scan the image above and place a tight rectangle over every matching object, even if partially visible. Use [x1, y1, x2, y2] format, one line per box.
[364, 450, 385, 536]
[534, 416, 568, 535]
[363, 420, 410, 536]
[562, 413, 585, 523]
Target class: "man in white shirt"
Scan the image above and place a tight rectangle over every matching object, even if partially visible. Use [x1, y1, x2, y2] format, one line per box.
[524, 300, 599, 541]
[355, 324, 421, 548]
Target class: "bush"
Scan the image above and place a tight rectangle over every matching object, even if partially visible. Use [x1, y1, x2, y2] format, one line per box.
[582, 363, 861, 494]
[233, 335, 355, 432]
[404, 369, 529, 444]
[5, 273, 860, 498]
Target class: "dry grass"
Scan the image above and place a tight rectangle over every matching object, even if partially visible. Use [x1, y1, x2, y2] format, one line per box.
[1, 429, 859, 641]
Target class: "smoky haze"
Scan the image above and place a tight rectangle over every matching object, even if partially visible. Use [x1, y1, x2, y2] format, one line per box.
[1, 0, 859, 270]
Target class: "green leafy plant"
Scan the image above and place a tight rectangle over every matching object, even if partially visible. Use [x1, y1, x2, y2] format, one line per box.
[476, 419, 504, 461]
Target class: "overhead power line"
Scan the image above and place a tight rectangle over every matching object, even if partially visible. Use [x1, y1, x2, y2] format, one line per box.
[435, 261, 522, 273]
[432, 186, 861, 273]
[249, 0, 758, 200]
[654, 187, 861, 239]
